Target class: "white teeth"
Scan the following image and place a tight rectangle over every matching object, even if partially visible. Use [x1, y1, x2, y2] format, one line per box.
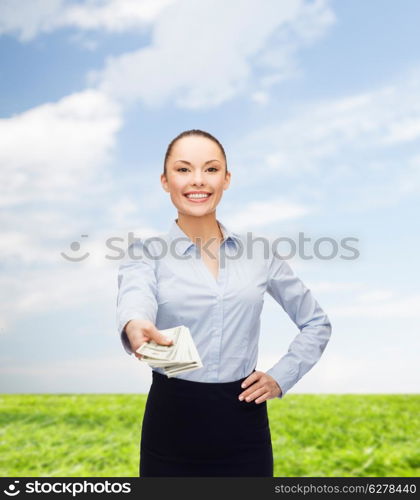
[186, 193, 210, 199]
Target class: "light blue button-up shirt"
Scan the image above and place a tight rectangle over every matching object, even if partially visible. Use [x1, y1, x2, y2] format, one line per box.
[116, 218, 332, 398]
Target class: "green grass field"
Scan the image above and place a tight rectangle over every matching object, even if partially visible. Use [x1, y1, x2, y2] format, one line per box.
[1, 394, 418, 477]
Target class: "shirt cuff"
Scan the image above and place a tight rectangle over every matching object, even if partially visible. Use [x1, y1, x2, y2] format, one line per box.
[117, 313, 151, 356]
[120, 328, 133, 356]
[266, 362, 300, 399]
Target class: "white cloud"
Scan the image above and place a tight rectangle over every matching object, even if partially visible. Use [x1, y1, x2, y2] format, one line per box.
[0, 0, 61, 41]
[357, 289, 394, 303]
[0, 88, 122, 207]
[89, 0, 335, 109]
[110, 198, 142, 230]
[1, 1, 335, 109]
[59, 0, 175, 32]
[0, 83, 164, 333]
[251, 91, 270, 105]
[305, 281, 365, 293]
[0, 0, 175, 41]
[0, 263, 114, 319]
[225, 199, 311, 230]
[0, 221, 165, 331]
[231, 67, 420, 209]
[328, 293, 420, 319]
[384, 116, 420, 144]
[0, 88, 125, 331]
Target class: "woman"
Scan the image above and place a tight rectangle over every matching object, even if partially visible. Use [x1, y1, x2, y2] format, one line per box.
[116, 129, 332, 477]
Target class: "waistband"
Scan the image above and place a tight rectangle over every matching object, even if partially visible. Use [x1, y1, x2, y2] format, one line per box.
[151, 369, 256, 397]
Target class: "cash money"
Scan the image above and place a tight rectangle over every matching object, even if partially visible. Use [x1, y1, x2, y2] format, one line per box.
[136, 325, 203, 377]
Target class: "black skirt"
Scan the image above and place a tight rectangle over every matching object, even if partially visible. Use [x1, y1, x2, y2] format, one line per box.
[139, 369, 274, 477]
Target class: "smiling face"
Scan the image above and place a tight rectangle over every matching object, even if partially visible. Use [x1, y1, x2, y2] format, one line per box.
[161, 135, 231, 217]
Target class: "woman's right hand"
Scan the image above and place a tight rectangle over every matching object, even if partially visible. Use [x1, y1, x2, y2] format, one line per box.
[124, 319, 173, 359]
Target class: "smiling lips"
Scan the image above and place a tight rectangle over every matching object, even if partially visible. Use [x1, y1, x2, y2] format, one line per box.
[184, 192, 212, 203]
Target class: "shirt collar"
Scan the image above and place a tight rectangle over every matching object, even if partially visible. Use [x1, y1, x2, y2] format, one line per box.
[167, 218, 241, 255]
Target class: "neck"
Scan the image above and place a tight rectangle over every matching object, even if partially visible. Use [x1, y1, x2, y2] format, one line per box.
[176, 213, 223, 246]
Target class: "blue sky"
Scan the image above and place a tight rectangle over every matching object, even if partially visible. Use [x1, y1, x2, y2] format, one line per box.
[1, 0, 419, 395]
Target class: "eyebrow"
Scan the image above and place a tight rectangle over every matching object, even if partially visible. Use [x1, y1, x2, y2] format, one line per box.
[173, 159, 221, 166]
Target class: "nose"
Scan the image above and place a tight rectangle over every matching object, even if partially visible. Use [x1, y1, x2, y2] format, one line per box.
[191, 169, 205, 186]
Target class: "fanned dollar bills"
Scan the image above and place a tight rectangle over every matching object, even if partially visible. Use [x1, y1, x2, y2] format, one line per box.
[135, 325, 203, 378]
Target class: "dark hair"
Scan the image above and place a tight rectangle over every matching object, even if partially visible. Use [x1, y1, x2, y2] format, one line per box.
[163, 129, 228, 177]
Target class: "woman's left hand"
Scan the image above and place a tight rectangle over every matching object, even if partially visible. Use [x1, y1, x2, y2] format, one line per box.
[238, 371, 282, 403]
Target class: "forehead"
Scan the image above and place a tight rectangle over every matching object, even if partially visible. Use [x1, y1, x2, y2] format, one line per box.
[170, 135, 223, 159]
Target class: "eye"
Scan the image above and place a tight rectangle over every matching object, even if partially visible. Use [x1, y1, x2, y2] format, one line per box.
[176, 167, 219, 172]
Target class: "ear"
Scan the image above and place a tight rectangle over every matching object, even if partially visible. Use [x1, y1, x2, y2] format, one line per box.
[223, 170, 231, 190]
[161, 173, 169, 192]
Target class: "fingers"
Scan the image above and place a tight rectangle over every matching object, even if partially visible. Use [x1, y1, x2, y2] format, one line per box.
[134, 344, 145, 359]
[240, 385, 266, 403]
[240, 370, 262, 391]
[134, 337, 149, 359]
[238, 371, 278, 403]
[134, 329, 173, 360]
[156, 333, 173, 345]
[149, 325, 173, 346]
[255, 392, 271, 404]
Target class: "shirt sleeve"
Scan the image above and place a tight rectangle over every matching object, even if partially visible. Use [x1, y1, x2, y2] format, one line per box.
[116, 238, 159, 355]
[265, 250, 332, 399]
